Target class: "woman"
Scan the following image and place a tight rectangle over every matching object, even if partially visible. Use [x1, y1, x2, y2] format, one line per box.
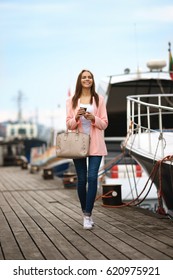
[66, 69, 108, 229]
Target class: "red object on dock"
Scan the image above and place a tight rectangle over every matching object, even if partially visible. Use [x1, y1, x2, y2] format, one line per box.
[136, 164, 142, 177]
[110, 164, 142, 178]
[110, 165, 118, 178]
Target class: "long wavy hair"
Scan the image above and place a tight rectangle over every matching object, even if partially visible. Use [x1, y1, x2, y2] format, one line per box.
[72, 69, 99, 109]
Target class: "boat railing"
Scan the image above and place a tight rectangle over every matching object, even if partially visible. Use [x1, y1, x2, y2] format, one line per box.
[126, 94, 173, 158]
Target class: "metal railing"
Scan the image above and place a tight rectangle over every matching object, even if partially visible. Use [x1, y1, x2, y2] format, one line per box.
[126, 94, 173, 158]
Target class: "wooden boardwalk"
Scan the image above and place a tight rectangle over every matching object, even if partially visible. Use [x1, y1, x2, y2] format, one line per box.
[0, 166, 173, 260]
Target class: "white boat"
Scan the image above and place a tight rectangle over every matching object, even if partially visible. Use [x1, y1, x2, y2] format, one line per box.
[123, 93, 173, 216]
[98, 59, 173, 211]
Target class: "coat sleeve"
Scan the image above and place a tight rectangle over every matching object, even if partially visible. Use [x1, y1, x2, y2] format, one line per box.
[92, 95, 108, 130]
[66, 98, 79, 130]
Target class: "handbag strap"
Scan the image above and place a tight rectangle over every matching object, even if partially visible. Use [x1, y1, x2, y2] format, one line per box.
[65, 127, 79, 134]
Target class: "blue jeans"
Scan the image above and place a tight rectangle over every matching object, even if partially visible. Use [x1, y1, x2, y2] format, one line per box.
[73, 156, 102, 216]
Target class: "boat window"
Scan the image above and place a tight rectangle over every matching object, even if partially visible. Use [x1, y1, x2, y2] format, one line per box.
[11, 128, 15, 136]
[18, 128, 26, 135]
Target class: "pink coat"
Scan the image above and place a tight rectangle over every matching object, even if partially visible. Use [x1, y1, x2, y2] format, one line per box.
[66, 95, 108, 156]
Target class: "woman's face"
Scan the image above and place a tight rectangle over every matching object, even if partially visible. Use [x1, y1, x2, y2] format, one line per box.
[81, 71, 93, 89]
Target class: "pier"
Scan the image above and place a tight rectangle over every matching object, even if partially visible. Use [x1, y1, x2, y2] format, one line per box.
[0, 166, 173, 260]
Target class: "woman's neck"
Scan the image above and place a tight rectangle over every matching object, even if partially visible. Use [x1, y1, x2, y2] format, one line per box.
[81, 88, 91, 96]
[80, 89, 91, 104]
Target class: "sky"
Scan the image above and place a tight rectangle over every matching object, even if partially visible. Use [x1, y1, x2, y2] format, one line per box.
[0, 0, 173, 131]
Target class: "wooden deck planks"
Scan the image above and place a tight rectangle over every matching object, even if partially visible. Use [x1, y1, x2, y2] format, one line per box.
[96, 208, 172, 260]
[0, 166, 173, 260]
[42, 189, 173, 259]
[18, 191, 115, 260]
[0, 206, 24, 260]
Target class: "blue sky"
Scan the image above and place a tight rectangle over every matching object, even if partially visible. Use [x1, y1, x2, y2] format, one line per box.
[0, 0, 173, 130]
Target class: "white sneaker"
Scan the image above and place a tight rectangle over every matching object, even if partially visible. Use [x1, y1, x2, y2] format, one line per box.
[89, 216, 94, 226]
[83, 216, 92, 230]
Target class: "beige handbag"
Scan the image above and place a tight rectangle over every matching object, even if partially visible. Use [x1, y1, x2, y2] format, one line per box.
[56, 129, 90, 159]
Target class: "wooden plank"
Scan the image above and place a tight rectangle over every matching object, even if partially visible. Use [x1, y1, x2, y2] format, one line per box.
[96, 206, 173, 259]
[27, 190, 123, 259]
[1, 192, 45, 260]
[10, 191, 84, 260]
[36, 193, 108, 260]
[0, 207, 24, 260]
[43, 190, 172, 259]
[55, 203, 169, 260]
[0, 167, 173, 260]
[0, 181, 6, 192]
[0, 167, 61, 192]
[29, 190, 146, 259]
[18, 190, 106, 260]
[3, 192, 65, 260]
[0, 244, 4, 260]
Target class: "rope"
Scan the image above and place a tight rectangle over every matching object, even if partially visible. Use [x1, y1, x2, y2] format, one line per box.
[109, 99, 173, 214]
[96, 157, 158, 208]
[98, 152, 124, 177]
[96, 123, 144, 207]
[155, 155, 173, 215]
[97, 157, 169, 209]
[97, 156, 173, 216]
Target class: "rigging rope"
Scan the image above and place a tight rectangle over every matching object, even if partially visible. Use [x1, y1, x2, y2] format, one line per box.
[96, 156, 158, 208]
[97, 120, 173, 215]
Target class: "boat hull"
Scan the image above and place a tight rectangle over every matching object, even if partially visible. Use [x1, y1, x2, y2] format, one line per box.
[53, 161, 71, 177]
[127, 149, 173, 211]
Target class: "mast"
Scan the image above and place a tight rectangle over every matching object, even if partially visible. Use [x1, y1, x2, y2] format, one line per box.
[17, 90, 23, 123]
[168, 42, 173, 80]
[168, 41, 171, 52]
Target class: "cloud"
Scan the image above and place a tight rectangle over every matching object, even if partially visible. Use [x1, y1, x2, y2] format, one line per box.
[136, 5, 173, 22]
[0, 2, 71, 13]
